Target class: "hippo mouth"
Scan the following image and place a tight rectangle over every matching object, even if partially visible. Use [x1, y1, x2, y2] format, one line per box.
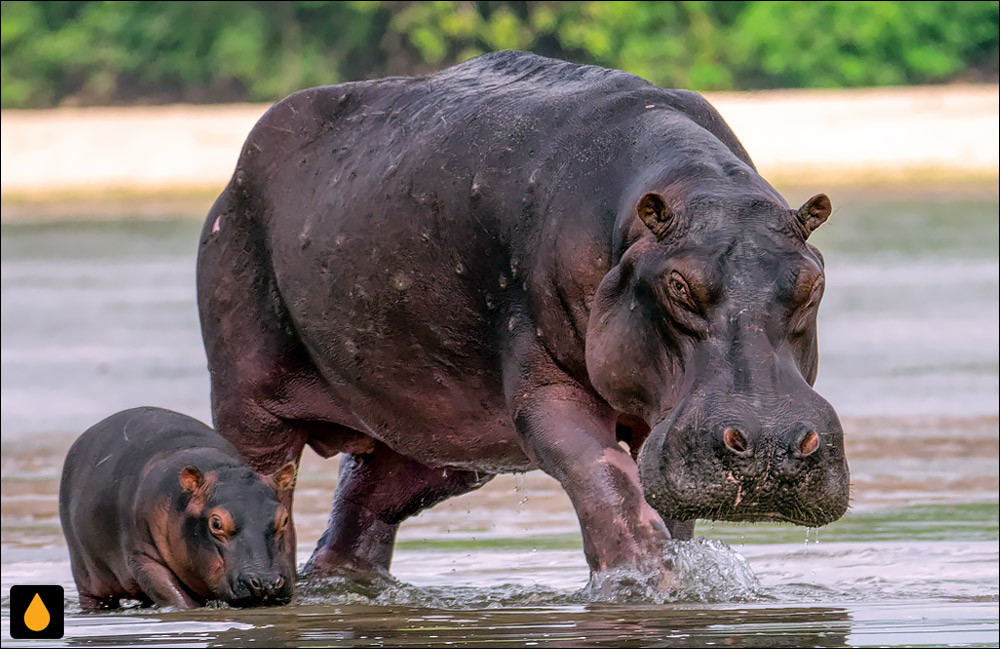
[223, 576, 294, 608]
[638, 421, 851, 528]
[734, 512, 820, 526]
[226, 590, 293, 608]
[645, 482, 848, 528]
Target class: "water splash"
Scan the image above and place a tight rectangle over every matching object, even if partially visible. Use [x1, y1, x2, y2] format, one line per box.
[583, 538, 760, 604]
[294, 538, 759, 608]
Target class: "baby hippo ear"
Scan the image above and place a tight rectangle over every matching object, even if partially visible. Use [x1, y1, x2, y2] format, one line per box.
[637, 192, 675, 240]
[179, 466, 205, 494]
[795, 193, 832, 237]
[270, 462, 297, 493]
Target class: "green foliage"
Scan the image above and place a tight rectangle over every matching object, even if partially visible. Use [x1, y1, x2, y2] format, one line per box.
[1, 0, 997, 108]
[731, 1, 1000, 88]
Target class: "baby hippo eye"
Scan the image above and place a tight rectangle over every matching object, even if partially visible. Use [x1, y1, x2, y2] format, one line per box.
[209, 514, 226, 535]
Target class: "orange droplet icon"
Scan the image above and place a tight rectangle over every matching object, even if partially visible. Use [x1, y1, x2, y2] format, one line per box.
[24, 592, 50, 632]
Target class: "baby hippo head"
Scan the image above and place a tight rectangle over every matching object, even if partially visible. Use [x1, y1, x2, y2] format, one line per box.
[172, 462, 297, 607]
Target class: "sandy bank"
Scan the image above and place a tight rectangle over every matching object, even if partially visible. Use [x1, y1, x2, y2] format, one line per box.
[1, 84, 997, 209]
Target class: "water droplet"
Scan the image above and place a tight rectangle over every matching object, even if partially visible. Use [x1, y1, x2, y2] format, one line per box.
[392, 272, 411, 291]
[25, 593, 50, 632]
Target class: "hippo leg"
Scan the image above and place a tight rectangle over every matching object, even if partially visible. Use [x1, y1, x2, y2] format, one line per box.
[509, 365, 672, 593]
[199, 191, 373, 569]
[665, 520, 695, 540]
[620, 419, 695, 541]
[78, 593, 121, 611]
[128, 554, 200, 609]
[302, 441, 494, 579]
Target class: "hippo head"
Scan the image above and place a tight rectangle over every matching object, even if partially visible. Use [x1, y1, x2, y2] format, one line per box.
[587, 189, 849, 528]
[173, 462, 297, 607]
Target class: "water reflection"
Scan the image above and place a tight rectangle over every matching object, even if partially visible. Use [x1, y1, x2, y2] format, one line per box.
[53, 603, 854, 648]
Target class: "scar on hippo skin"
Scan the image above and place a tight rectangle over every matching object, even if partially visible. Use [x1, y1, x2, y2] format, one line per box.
[59, 407, 296, 610]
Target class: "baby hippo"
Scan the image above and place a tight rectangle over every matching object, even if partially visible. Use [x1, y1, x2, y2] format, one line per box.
[60, 407, 296, 609]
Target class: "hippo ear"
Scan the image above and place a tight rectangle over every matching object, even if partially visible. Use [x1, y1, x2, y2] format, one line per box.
[795, 193, 832, 237]
[637, 192, 675, 240]
[179, 466, 205, 495]
[271, 462, 297, 493]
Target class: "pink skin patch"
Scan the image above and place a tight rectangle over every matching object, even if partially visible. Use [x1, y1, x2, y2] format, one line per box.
[212, 216, 222, 233]
[600, 447, 662, 530]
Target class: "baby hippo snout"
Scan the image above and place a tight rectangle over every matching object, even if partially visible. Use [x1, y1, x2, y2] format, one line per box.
[233, 573, 291, 606]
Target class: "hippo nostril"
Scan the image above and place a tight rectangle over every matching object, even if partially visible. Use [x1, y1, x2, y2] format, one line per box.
[273, 575, 284, 590]
[723, 427, 750, 455]
[247, 576, 262, 595]
[798, 429, 820, 456]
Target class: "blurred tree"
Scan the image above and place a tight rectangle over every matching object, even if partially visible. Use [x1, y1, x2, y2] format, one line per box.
[1, 0, 997, 108]
[730, 1, 1000, 88]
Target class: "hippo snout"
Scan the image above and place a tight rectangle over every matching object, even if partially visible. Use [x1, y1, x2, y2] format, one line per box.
[638, 398, 850, 528]
[230, 573, 291, 607]
[721, 422, 823, 460]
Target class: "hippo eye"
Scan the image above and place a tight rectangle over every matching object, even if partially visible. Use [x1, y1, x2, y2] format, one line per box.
[667, 272, 694, 307]
[209, 514, 226, 535]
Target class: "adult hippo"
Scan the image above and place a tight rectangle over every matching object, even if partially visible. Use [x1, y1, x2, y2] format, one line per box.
[197, 50, 849, 593]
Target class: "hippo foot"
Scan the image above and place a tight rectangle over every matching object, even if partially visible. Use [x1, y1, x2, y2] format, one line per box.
[582, 538, 761, 603]
[297, 558, 402, 600]
[580, 555, 676, 603]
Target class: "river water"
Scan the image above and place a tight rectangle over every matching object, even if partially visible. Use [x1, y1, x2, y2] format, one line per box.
[1, 186, 998, 646]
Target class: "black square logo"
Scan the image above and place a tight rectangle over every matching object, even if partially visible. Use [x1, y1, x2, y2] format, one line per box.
[9, 585, 64, 639]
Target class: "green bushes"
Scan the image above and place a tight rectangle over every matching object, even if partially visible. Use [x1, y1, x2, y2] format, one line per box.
[2, 1, 997, 108]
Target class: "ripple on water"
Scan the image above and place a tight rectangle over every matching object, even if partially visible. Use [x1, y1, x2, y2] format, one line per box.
[296, 538, 760, 608]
